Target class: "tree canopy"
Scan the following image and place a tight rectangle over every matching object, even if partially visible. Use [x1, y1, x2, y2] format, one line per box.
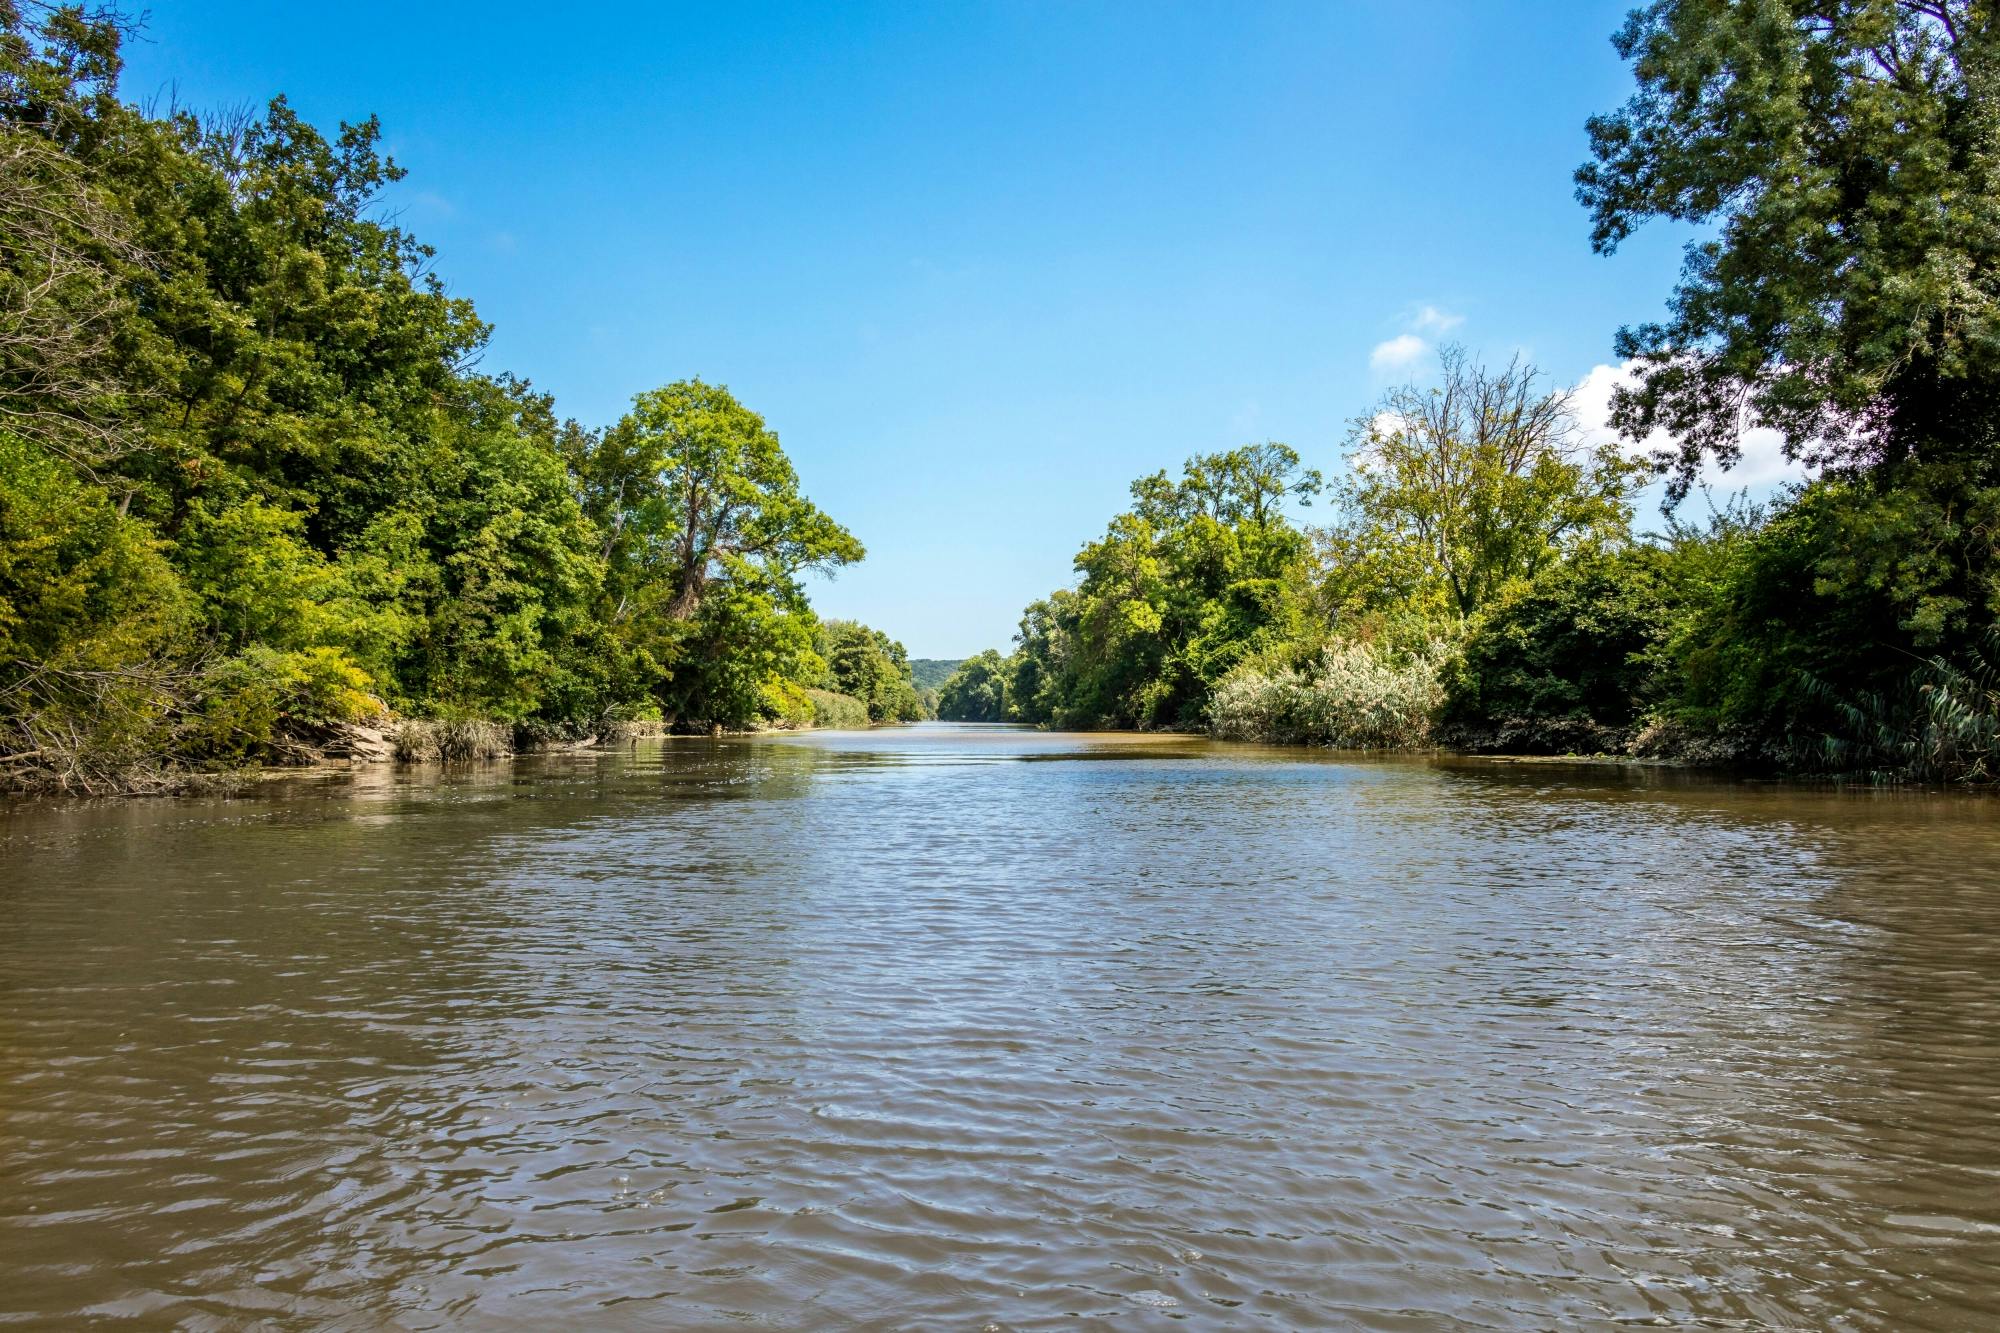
[0, 5, 880, 788]
[1578, 0, 2000, 490]
[1323, 347, 1641, 621]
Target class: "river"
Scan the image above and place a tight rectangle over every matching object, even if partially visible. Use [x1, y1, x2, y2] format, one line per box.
[3, 723, 1998, 1328]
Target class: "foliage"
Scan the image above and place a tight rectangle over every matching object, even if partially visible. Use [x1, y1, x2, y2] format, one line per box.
[1004, 443, 1323, 729]
[804, 687, 870, 730]
[1812, 629, 2000, 783]
[1579, 0, 2000, 492]
[0, 7, 875, 787]
[1441, 546, 1686, 740]
[578, 379, 863, 623]
[191, 646, 380, 763]
[1323, 348, 1642, 621]
[0, 119, 139, 465]
[1208, 640, 1444, 749]
[0, 430, 191, 791]
[815, 619, 926, 721]
[936, 649, 1009, 721]
[758, 677, 817, 730]
[907, 658, 963, 692]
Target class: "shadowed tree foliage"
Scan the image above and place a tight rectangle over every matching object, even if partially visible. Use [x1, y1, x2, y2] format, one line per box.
[1578, 0, 2000, 490]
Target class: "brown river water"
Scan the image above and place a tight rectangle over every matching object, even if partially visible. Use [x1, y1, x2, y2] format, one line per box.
[3, 723, 1998, 1329]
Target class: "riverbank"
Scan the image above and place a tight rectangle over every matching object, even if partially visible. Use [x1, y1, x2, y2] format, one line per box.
[0, 712, 893, 799]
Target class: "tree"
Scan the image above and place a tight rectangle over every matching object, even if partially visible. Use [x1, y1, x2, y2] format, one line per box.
[0, 121, 140, 469]
[1324, 347, 1641, 620]
[1578, 0, 2000, 491]
[589, 380, 862, 622]
[569, 380, 864, 728]
[937, 649, 1010, 721]
[1007, 444, 1322, 729]
[0, 2, 883, 783]
[817, 619, 925, 721]
[1441, 546, 1687, 743]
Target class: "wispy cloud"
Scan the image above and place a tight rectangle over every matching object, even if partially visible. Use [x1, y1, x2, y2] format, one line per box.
[1370, 333, 1429, 372]
[1409, 304, 1464, 335]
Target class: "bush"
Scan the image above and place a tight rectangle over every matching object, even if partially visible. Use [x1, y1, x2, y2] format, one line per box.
[0, 435, 197, 791]
[1809, 631, 2000, 783]
[193, 646, 382, 763]
[1208, 640, 1443, 748]
[805, 687, 870, 729]
[391, 718, 511, 762]
[1671, 472, 2000, 762]
[1440, 548, 1678, 749]
[758, 678, 817, 729]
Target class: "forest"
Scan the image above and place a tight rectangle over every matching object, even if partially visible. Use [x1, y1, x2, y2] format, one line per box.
[0, 4, 926, 791]
[941, 1, 2000, 783]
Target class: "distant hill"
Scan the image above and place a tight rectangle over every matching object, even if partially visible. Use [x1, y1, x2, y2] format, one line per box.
[908, 659, 964, 692]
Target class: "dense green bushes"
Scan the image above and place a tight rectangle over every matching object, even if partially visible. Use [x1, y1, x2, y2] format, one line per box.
[813, 620, 926, 722]
[1438, 548, 1680, 752]
[804, 688, 871, 730]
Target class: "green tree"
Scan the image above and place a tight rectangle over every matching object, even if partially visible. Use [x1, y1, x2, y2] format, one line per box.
[1324, 347, 1642, 621]
[0, 4, 882, 783]
[1009, 443, 1322, 729]
[1579, 0, 2000, 487]
[572, 380, 864, 728]
[585, 380, 862, 622]
[937, 649, 1010, 721]
[817, 619, 926, 721]
[1441, 547, 1686, 745]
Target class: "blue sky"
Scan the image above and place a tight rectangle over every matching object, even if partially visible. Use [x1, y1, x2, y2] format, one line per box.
[119, 2, 1780, 658]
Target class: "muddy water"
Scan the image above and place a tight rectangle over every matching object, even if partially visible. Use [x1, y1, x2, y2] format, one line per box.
[3, 724, 1998, 1328]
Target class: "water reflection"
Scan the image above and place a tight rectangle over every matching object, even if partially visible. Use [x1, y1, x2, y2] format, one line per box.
[3, 724, 1997, 1327]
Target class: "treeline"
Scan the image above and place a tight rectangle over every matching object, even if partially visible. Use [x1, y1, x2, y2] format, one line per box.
[943, 0, 2000, 783]
[0, 6, 915, 792]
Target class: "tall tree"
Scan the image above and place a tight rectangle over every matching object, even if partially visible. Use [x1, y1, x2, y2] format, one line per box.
[590, 379, 862, 621]
[1325, 347, 1641, 620]
[1578, 0, 2000, 491]
[1011, 445, 1321, 729]
[936, 648, 1010, 721]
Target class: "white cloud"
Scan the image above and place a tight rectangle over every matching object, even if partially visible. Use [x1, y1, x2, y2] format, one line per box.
[1370, 334, 1429, 373]
[1364, 409, 1408, 441]
[1410, 305, 1464, 334]
[1571, 361, 1809, 510]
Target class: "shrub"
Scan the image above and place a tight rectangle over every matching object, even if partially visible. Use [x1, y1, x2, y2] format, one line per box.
[193, 646, 382, 763]
[0, 435, 197, 791]
[1671, 472, 2000, 757]
[805, 687, 869, 729]
[758, 678, 817, 729]
[1809, 631, 2000, 783]
[391, 718, 511, 762]
[1208, 640, 1443, 748]
[1441, 548, 1678, 746]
